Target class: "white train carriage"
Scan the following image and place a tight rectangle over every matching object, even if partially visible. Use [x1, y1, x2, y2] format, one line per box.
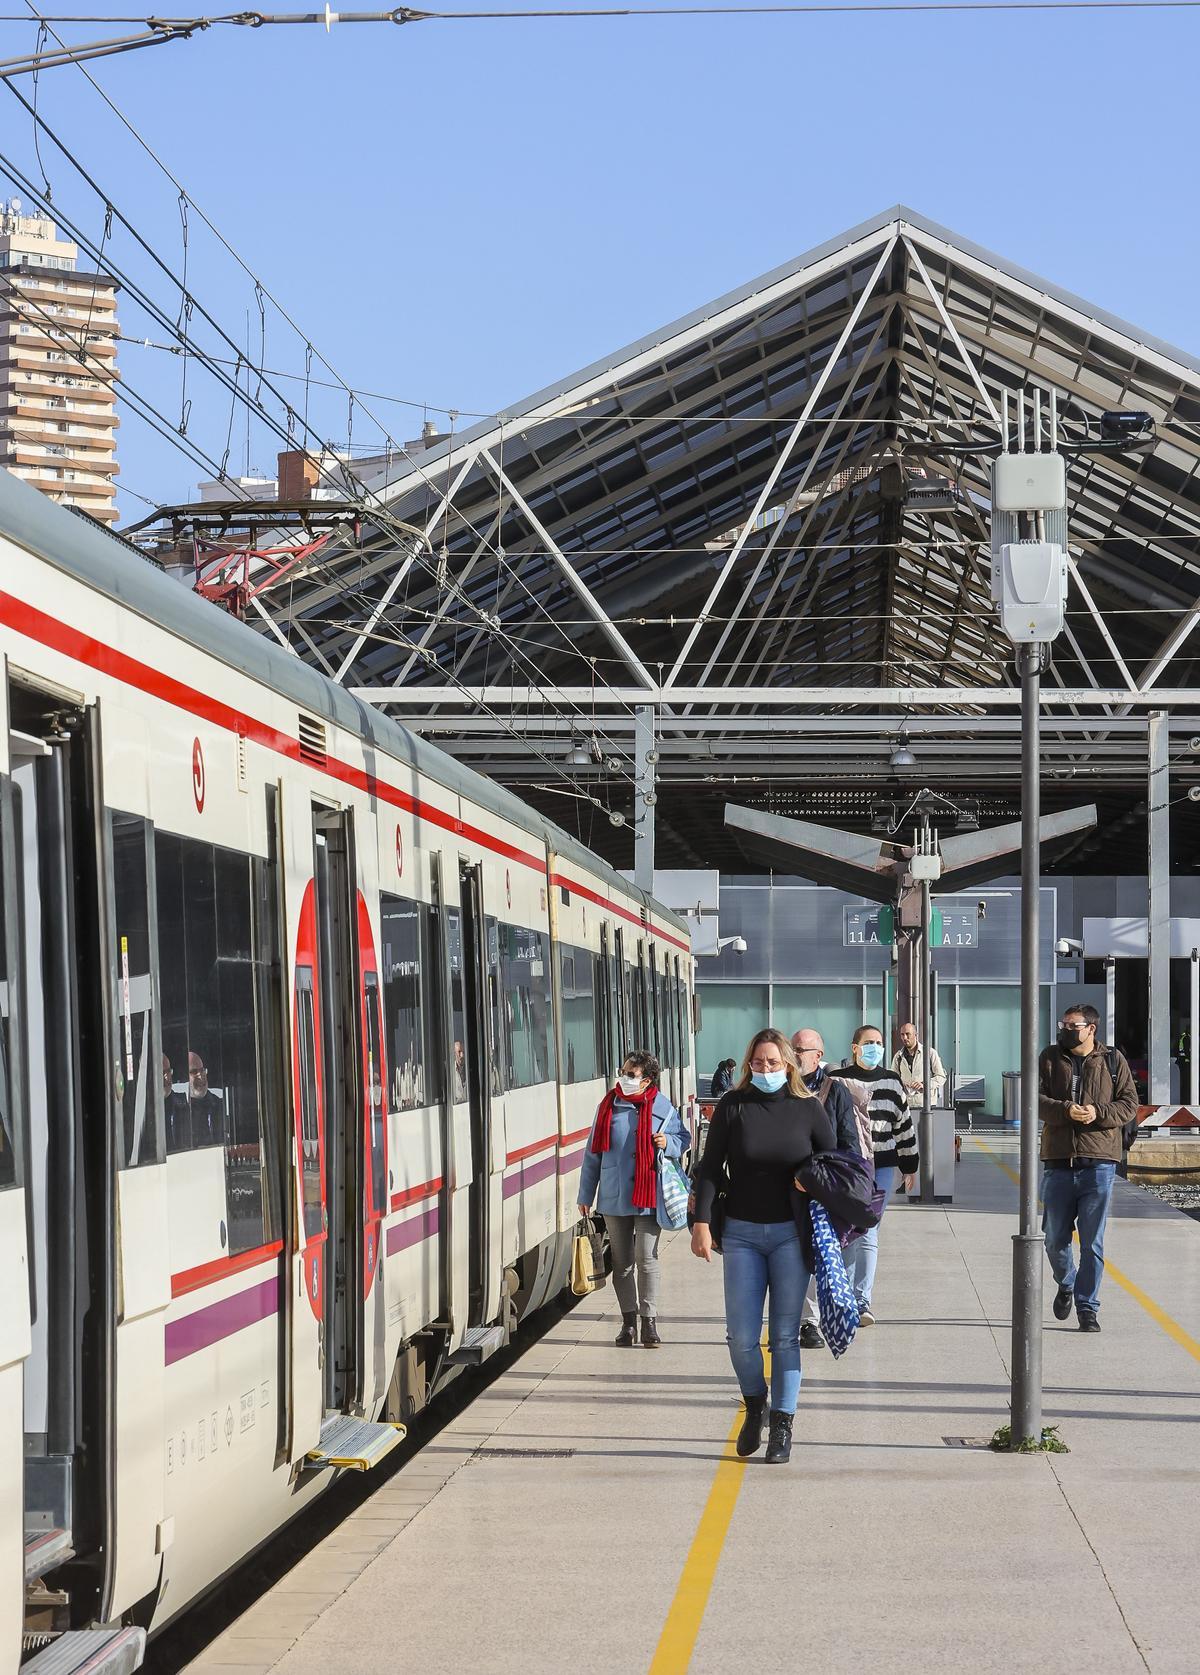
[0, 470, 696, 1674]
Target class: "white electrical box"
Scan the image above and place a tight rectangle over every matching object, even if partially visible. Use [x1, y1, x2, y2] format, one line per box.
[992, 452, 1067, 513]
[910, 853, 942, 880]
[994, 540, 1067, 643]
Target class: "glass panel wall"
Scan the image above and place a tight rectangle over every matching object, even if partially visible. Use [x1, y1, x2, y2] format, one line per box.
[694, 982, 768, 1092]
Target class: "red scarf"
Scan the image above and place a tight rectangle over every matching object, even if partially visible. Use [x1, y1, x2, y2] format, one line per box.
[590, 1084, 658, 1212]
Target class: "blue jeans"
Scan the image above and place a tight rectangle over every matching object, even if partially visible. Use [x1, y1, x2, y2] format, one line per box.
[1042, 1161, 1116, 1314]
[721, 1217, 810, 1415]
[843, 1166, 895, 1309]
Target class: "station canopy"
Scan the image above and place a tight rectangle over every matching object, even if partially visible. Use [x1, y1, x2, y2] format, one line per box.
[245, 207, 1200, 873]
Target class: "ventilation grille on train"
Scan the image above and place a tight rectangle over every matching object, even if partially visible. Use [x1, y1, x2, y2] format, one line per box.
[298, 714, 327, 768]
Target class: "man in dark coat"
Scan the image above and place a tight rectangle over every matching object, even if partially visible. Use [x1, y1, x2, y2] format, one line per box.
[1040, 1003, 1138, 1334]
[792, 1027, 861, 1348]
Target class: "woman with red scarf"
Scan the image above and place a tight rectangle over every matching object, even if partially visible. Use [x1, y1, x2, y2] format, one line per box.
[578, 1050, 688, 1347]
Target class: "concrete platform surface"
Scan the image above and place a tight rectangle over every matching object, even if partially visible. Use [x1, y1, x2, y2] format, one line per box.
[183, 1137, 1200, 1675]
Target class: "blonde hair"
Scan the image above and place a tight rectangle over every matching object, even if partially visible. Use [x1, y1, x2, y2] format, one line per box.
[737, 1028, 807, 1098]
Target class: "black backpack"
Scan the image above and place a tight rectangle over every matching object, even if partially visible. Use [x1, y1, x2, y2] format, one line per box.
[1107, 1047, 1140, 1151]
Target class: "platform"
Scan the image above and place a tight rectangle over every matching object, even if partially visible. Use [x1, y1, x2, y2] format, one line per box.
[185, 1137, 1200, 1675]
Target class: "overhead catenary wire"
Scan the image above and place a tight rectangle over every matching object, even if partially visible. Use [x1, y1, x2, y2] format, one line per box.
[0, 109, 650, 768]
[0, 28, 662, 756]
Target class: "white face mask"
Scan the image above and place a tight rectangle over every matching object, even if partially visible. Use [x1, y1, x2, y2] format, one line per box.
[618, 1074, 645, 1097]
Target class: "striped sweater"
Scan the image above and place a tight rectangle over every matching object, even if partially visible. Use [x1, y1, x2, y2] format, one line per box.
[827, 1063, 920, 1175]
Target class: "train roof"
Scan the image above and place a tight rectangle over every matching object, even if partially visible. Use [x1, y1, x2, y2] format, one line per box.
[0, 469, 688, 942]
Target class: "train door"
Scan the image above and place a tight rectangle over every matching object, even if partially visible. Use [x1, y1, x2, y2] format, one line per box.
[0, 687, 29, 1668]
[10, 681, 114, 1628]
[311, 807, 361, 1416]
[614, 928, 628, 1059]
[431, 856, 469, 1348]
[458, 862, 502, 1328]
[357, 899, 388, 1412]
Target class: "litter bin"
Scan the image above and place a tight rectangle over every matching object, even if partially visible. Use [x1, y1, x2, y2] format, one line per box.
[1002, 1070, 1021, 1126]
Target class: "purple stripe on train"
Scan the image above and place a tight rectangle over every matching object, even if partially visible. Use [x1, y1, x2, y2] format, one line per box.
[165, 1277, 279, 1366]
[386, 1205, 440, 1256]
[502, 1146, 588, 1200]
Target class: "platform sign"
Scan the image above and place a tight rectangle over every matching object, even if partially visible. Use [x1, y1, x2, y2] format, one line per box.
[843, 905, 981, 948]
[935, 908, 981, 948]
[844, 907, 885, 946]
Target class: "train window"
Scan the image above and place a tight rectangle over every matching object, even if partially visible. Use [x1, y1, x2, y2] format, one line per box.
[448, 909, 467, 1102]
[155, 829, 286, 1252]
[592, 951, 608, 1084]
[364, 973, 385, 1217]
[486, 916, 508, 1095]
[499, 922, 555, 1089]
[295, 969, 323, 1239]
[558, 942, 598, 1085]
[111, 812, 161, 1168]
[381, 894, 425, 1110]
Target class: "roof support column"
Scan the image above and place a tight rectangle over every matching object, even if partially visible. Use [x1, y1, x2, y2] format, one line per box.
[1148, 710, 1172, 1104]
[634, 705, 656, 894]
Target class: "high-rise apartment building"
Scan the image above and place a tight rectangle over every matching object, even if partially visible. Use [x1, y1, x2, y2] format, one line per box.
[0, 201, 119, 524]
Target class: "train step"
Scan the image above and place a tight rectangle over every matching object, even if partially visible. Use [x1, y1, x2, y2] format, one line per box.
[24, 1528, 73, 1584]
[21, 1626, 146, 1675]
[447, 1324, 506, 1366]
[304, 1414, 407, 1473]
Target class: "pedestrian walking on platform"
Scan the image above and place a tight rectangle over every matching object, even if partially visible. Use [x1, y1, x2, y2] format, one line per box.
[691, 1028, 835, 1464]
[578, 1050, 688, 1349]
[890, 1021, 947, 1108]
[1040, 1004, 1137, 1333]
[791, 1026, 862, 1350]
[826, 1026, 917, 1324]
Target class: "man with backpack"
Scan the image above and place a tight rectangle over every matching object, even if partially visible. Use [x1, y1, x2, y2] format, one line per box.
[1040, 1003, 1138, 1334]
[791, 1027, 861, 1348]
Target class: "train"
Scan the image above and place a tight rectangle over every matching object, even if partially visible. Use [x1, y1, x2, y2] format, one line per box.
[0, 467, 696, 1674]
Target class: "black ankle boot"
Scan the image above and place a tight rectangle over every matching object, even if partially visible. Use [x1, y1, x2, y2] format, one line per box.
[736, 1392, 768, 1458]
[640, 1316, 662, 1348]
[615, 1312, 638, 1347]
[765, 1410, 794, 1464]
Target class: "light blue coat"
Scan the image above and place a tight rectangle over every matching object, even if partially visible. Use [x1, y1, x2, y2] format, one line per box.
[578, 1090, 688, 1217]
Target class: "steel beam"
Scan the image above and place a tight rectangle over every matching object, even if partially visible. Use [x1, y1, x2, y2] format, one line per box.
[1148, 711, 1172, 1105]
[352, 684, 1200, 708]
[663, 235, 898, 689]
[477, 447, 655, 691]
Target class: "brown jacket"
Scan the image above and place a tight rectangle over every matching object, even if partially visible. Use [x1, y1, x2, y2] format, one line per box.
[1038, 1042, 1138, 1163]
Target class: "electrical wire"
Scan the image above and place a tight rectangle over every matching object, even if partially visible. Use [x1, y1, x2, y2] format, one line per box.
[0, 117, 649, 771]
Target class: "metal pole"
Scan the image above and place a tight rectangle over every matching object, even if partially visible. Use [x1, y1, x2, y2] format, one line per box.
[633, 705, 656, 894]
[1190, 949, 1199, 1108]
[1011, 643, 1044, 1445]
[1147, 711, 1171, 1105]
[919, 873, 935, 1203]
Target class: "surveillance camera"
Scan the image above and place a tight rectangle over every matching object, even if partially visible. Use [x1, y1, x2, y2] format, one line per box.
[1055, 936, 1085, 958]
[977, 900, 987, 920]
[731, 935, 748, 954]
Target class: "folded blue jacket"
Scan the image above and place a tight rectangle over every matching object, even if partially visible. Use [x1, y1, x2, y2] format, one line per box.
[792, 1149, 881, 1249]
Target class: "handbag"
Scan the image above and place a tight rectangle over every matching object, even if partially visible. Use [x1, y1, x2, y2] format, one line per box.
[571, 1212, 607, 1296]
[657, 1155, 691, 1231]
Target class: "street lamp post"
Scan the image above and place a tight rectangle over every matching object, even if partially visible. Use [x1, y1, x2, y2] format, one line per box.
[991, 389, 1069, 1444]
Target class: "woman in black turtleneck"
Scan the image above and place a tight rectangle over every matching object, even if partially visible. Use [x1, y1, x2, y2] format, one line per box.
[691, 1027, 835, 1465]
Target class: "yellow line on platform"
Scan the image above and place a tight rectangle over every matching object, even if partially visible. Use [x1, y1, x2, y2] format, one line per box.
[647, 1410, 747, 1675]
[648, 1337, 769, 1674]
[969, 1135, 1200, 1366]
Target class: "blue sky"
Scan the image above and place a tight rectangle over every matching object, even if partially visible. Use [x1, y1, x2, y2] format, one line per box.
[4, 2, 1197, 517]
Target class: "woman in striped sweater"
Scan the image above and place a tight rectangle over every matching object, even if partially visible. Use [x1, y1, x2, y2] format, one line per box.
[827, 1024, 918, 1324]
